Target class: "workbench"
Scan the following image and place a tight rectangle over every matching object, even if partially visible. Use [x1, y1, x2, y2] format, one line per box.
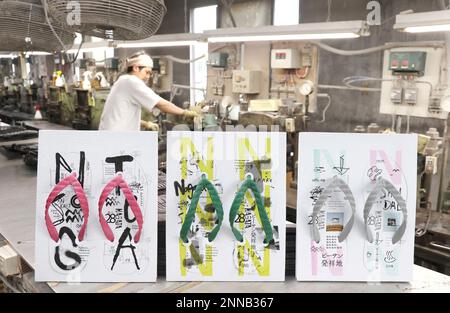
[19, 120, 73, 131]
[0, 110, 35, 125]
[0, 153, 449, 293]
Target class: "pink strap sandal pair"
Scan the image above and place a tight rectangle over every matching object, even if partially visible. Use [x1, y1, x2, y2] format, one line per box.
[45, 172, 144, 244]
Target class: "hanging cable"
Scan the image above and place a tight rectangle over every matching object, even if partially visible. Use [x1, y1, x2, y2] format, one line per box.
[317, 93, 331, 123]
[221, 0, 237, 27]
[41, 0, 67, 52]
[166, 54, 206, 64]
[65, 34, 85, 64]
[318, 84, 381, 92]
[342, 76, 394, 91]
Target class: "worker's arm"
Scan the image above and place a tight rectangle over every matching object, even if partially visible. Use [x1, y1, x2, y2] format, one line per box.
[155, 98, 186, 116]
[141, 120, 159, 131]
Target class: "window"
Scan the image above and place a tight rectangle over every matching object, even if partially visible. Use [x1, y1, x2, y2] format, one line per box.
[190, 5, 217, 104]
[91, 36, 114, 62]
[274, 0, 300, 26]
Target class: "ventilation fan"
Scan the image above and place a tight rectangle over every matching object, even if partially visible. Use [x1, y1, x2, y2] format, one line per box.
[45, 0, 167, 40]
[0, 0, 75, 52]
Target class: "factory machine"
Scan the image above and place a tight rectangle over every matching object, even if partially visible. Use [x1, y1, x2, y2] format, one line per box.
[199, 42, 320, 180]
[377, 42, 450, 274]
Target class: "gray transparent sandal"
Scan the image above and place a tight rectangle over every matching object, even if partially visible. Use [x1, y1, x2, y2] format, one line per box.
[363, 177, 407, 245]
[311, 176, 356, 244]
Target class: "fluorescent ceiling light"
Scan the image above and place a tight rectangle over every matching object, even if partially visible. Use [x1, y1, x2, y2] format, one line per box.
[205, 21, 369, 43]
[0, 54, 16, 59]
[0, 52, 50, 58]
[394, 9, 450, 33]
[67, 47, 112, 54]
[116, 33, 205, 48]
[404, 25, 450, 33]
[208, 33, 360, 43]
[25, 51, 53, 56]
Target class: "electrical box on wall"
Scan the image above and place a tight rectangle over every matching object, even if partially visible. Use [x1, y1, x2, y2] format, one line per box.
[209, 52, 229, 68]
[105, 58, 119, 70]
[232, 70, 261, 94]
[380, 44, 448, 120]
[79, 58, 96, 70]
[149, 56, 172, 94]
[153, 58, 168, 75]
[389, 51, 427, 76]
[271, 49, 302, 69]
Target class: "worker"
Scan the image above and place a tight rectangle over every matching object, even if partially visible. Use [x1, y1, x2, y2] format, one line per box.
[99, 51, 199, 131]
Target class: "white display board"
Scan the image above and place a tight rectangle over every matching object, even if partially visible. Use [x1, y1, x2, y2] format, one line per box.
[166, 132, 286, 281]
[35, 131, 158, 282]
[296, 133, 417, 282]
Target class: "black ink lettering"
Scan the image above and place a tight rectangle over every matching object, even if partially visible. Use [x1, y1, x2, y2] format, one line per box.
[105, 155, 134, 173]
[105, 155, 134, 195]
[106, 213, 117, 224]
[105, 197, 118, 207]
[55, 152, 85, 187]
[111, 227, 140, 271]
[124, 195, 138, 223]
[235, 213, 246, 224]
[70, 195, 81, 209]
[65, 208, 83, 223]
[54, 227, 81, 271]
[174, 179, 196, 199]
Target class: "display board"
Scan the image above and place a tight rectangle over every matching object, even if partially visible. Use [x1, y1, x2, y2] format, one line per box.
[166, 132, 286, 281]
[296, 133, 417, 282]
[35, 131, 158, 282]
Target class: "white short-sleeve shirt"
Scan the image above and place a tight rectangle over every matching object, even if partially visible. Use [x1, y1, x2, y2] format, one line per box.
[99, 74, 162, 131]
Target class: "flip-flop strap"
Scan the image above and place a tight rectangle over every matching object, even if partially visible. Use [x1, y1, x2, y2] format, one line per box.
[180, 175, 224, 243]
[45, 172, 90, 243]
[364, 178, 407, 244]
[98, 174, 144, 244]
[312, 176, 356, 244]
[229, 176, 274, 244]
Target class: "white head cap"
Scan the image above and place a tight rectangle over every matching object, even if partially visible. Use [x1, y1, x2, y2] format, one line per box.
[126, 52, 154, 69]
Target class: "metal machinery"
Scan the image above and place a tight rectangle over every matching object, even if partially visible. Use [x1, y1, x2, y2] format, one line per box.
[149, 56, 173, 94]
[70, 58, 116, 130]
[376, 42, 450, 273]
[72, 88, 92, 130]
[46, 86, 64, 124]
[201, 42, 319, 185]
[72, 87, 109, 131]
[104, 58, 120, 87]
[143, 56, 175, 128]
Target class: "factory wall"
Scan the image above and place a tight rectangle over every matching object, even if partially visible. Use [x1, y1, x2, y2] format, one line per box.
[152, 0, 449, 135]
[301, 0, 448, 135]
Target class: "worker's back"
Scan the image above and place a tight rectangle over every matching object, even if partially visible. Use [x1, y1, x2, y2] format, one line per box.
[99, 74, 161, 131]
